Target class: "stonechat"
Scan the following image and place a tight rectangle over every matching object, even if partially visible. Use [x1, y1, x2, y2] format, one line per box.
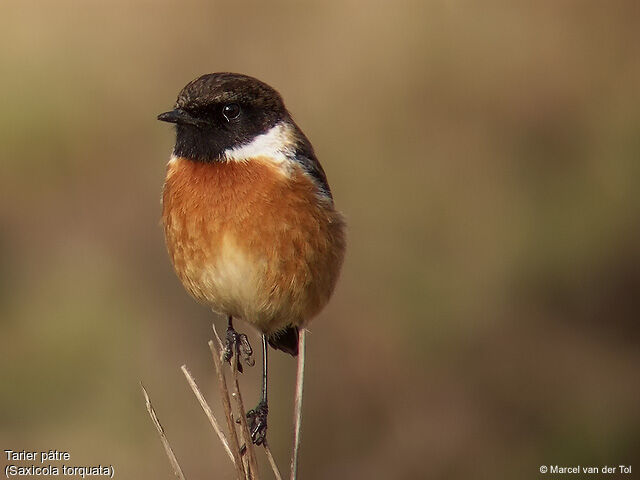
[158, 73, 346, 444]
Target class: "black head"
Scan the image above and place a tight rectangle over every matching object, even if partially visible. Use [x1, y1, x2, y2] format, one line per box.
[158, 73, 291, 162]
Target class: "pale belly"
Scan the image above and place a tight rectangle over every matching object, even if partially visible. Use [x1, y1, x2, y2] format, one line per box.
[174, 230, 279, 332]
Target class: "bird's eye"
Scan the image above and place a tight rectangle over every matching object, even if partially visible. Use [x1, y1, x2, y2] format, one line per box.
[222, 103, 241, 121]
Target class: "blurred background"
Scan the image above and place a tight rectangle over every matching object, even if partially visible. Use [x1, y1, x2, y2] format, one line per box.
[1, 1, 639, 478]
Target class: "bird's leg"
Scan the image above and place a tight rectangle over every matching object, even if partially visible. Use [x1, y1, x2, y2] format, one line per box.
[246, 334, 269, 445]
[223, 316, 254, 373]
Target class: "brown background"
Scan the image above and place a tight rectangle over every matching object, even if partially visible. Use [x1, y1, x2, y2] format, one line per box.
[1, 1, 639, 479]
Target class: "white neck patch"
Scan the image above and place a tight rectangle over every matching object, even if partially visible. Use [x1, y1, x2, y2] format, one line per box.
[222, 122, 297, 168]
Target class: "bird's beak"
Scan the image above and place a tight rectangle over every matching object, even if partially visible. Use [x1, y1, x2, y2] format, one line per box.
[157, 108, 200, 126]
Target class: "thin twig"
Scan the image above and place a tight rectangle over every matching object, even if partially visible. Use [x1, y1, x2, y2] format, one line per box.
[289, 329, 306, 480]
[231, 348, 260, 479]
[141, 384, 187, 480]
[209, 340, 246, 480]
[212, 322, 224, 351]
[181, 365, 235, 464]
[144, 321, 288, 480]
[263, 441, 283, 480]
[242, 454, 250, 480]
[214, 323, 284, 480]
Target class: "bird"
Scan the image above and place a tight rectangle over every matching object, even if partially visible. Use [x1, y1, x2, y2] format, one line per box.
[158, 73, 346, 445]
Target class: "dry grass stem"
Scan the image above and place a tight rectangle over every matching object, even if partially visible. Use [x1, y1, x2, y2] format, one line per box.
[242, 454, 250, 479]
[141, 384, 187, 480]
[211, 322, 224, 351]
[208, 339, 247, 480]
[289, 329, 307, 480]
[213, 322, 284, 480]
[181, 365, 235, 464]
[263, 442, 284, 480]
[146, 322, 288, 480]
[230, 349, 260, 479]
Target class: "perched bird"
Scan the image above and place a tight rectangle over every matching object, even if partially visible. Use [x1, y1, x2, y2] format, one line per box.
[158, 73, 346, 444]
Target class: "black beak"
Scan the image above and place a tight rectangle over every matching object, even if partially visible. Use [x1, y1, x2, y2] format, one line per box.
[157, 108, 201, 126]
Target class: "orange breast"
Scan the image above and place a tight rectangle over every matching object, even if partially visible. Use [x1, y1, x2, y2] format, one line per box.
[162, 156, 346, 334]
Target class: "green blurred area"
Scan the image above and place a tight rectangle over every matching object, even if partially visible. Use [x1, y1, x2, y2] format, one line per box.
[1, 1, 639, 478]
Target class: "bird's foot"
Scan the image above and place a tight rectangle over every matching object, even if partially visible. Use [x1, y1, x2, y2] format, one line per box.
[246, 401, 268, 445]
[223, 325, 254, 373]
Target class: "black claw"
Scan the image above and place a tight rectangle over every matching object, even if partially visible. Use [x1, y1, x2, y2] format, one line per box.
[239, 334, 255, 366]
[246, 401, 268, 445]
[223, 326, 254, 373]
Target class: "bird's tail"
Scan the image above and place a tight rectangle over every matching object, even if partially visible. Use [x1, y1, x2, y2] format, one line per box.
[267, 325, 299, 356]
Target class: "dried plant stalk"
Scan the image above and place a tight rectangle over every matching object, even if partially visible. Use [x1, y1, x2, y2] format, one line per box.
[141, 384, 187, 480]
[230, 349, 260, 479]
[289, 329, 306, 480]
[263, 442, 283, 480]
[211, 322, 225, 351]
[209, 339, 247, 479]
[213, 322, 284, 480]
[145, 321, 292, 480]
[181, 365, 235, 464]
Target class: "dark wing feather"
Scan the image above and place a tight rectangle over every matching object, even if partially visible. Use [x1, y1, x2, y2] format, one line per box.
[292, 126, 333, 201]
